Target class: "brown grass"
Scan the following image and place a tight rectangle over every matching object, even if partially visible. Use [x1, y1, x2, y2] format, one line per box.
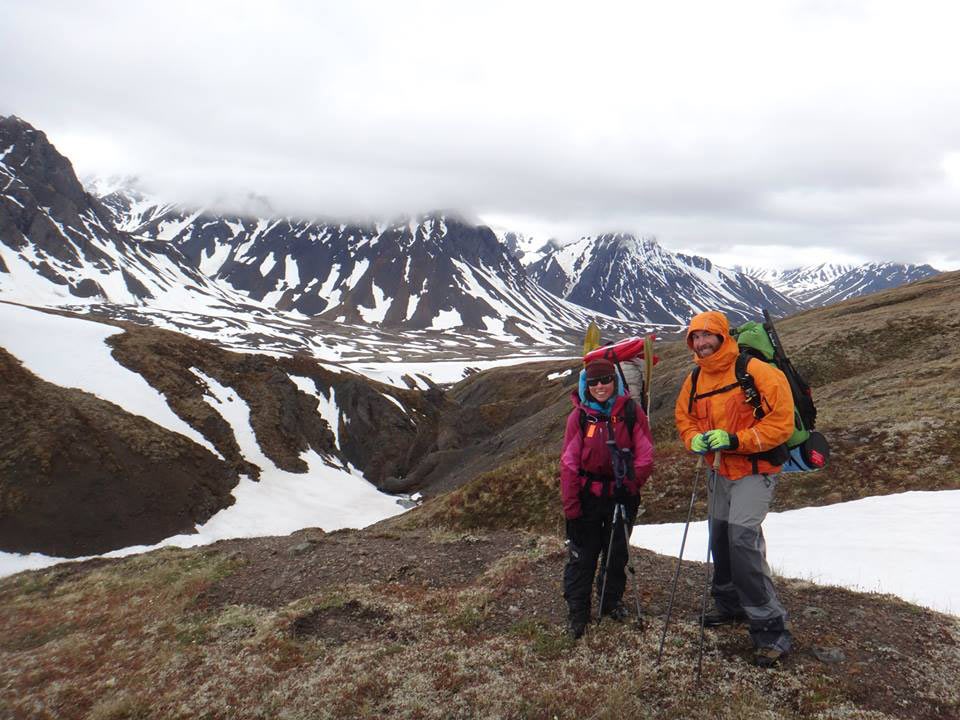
[2, 528, 957, 720]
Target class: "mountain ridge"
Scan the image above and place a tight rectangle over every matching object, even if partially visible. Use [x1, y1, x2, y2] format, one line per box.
[3, 114, 941, 351]
[745, 261, 941, 306]
[1, 117, 648, 359]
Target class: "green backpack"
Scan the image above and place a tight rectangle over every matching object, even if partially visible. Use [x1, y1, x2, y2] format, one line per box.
[732, 314, 816, 450]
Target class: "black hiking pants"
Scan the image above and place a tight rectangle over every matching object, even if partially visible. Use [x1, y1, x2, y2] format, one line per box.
[563, 492, 640, 623]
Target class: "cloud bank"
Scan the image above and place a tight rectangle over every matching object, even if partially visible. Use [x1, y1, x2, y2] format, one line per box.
[2, 0, 959, 269]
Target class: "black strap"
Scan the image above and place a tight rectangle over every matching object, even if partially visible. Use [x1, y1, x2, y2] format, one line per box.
[689, 379, 740, 406]
[578, 469, 614, 482]
[578, 401, 637, 438]
[577, 401, 638, 495]
[734, 354, 764, 420]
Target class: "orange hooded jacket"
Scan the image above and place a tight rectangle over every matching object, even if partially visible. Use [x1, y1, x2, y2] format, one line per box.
[674, 311, 795, 480]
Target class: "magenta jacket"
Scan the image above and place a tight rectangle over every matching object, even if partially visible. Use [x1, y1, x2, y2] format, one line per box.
[560, 389, 654, 519]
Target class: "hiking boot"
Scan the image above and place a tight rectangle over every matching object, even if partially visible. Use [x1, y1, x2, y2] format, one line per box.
[568, 619, 587, 640]
[754, 646, 787, 668]
[602, 602, 630, 623]
[699, 608, 748, 627]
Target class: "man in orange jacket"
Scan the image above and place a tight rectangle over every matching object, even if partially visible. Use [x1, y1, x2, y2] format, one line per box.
[674, 310, 794, 667]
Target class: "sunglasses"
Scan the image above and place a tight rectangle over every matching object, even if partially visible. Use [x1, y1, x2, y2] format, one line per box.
[587, 375, 615, 387]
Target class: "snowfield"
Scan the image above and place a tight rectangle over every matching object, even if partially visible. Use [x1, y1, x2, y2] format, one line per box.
[634, 489, 960, 616]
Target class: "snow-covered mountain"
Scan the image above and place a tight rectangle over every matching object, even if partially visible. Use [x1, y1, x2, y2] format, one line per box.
[0, 116, 650, 360]
[526, 233, 802, 326]
[488, 226, 557, 267]
[4, 114, 942, 354]
[0, 116, 263, 313]
[91, 184, 648, 343]
[746, 262, 941, 306]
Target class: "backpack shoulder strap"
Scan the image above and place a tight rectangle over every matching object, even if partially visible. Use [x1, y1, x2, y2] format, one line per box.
[686, 367, 701, 413]
[736, 353, 765, 419]
[579, 402, 635, 442]
[688, 365, 742, 412]
[580, 404, 633, 435]
[578, 407, 611, 436]
[624, 397, 637, 436]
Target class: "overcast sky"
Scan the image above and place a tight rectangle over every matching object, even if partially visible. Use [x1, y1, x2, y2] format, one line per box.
[3, 0, 960, 269]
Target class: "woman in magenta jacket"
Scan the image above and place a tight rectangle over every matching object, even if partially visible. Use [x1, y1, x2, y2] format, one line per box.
[560, 356, 654, 638]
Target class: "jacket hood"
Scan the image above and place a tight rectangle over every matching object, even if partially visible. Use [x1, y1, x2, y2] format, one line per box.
[686, 310, 739, 371]
[685, 311, 730, 349]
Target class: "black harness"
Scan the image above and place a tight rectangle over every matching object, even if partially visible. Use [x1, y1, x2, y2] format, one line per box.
[577, 401, 638, 497]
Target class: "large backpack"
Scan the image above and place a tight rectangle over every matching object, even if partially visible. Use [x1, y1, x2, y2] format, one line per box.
[583, 335, 658, 413]
[687, 309, 829, 473]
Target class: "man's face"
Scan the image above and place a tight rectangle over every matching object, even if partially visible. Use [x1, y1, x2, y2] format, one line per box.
[690, 330, 722, 358]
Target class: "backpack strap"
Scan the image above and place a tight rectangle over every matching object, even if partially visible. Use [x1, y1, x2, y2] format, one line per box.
[598, 346, 631, 393]
[735, 354, 765, 420]
[578, 400, 637, 438]
[687, 354, 763, 415]
[688, 365, 739, 413]
[623, 398, 637, 437]
[577, 401, 638, 497]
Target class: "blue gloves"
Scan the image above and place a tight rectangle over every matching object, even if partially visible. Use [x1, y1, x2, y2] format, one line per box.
[704, 429, 739, 450]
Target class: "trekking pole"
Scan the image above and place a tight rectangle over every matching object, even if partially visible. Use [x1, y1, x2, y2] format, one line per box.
[598, 496, 645, 628]
[656, 453, 704, 664]
[597, 500, 621, 624]
[597, 440, 641, 626]
[695, 451, 721, 686]
[622, 499, 645, 630]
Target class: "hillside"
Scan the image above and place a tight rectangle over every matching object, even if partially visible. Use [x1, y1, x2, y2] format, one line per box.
[1, 526, 957, 719]
[0, 301, 457, 557]
[403, 270, 960, 533]
[3, 273, 960, 718]
[4, 271, 959, 555]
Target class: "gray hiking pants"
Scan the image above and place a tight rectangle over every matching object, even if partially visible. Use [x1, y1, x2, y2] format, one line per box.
[708, 472, 792, 652]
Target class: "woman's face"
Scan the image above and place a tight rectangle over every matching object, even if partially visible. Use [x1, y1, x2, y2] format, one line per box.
[587, 373, 615, 403]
